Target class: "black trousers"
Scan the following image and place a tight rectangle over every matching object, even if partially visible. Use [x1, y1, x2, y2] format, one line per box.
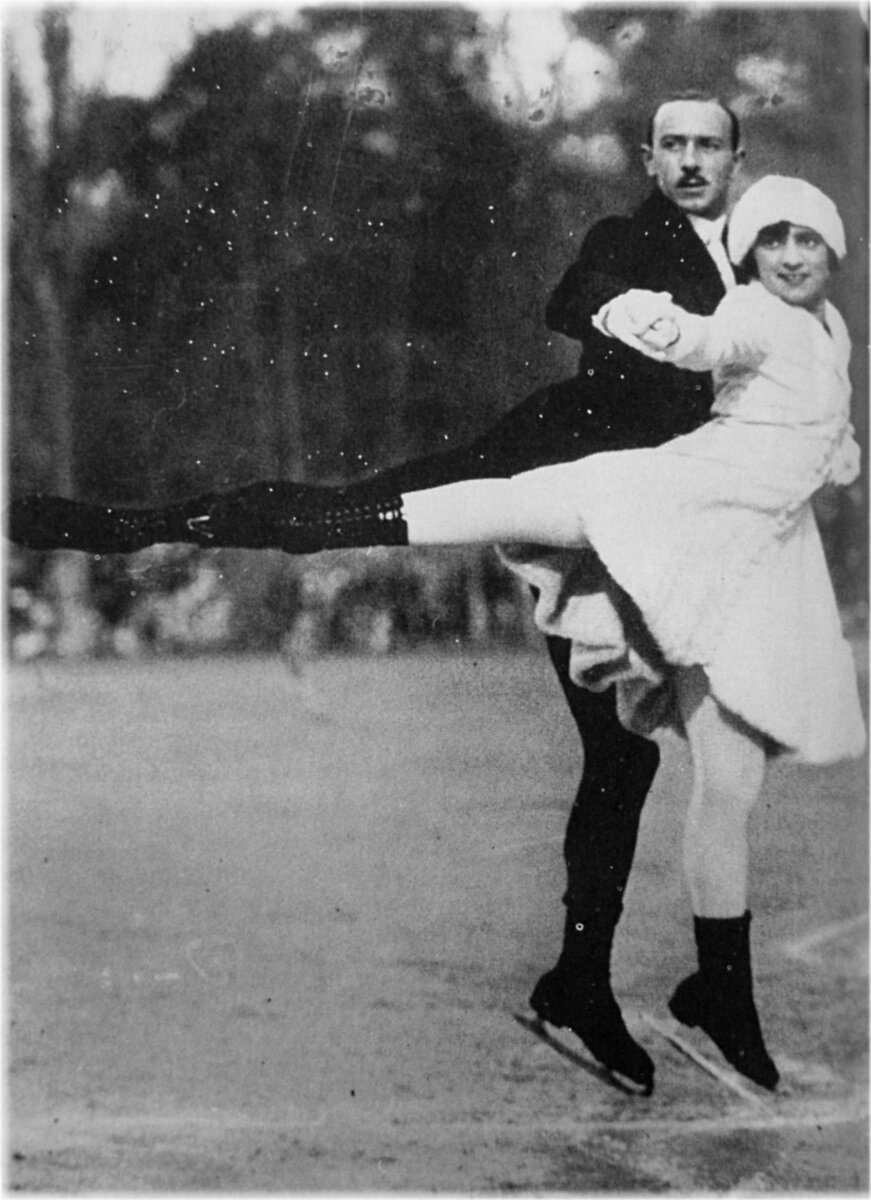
[544, 635, 660, 916]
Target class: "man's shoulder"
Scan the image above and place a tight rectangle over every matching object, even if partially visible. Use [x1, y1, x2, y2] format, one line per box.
[581, 211, 636, 244]
[631, 189, 695, 236]
[584, 190, 690, 246]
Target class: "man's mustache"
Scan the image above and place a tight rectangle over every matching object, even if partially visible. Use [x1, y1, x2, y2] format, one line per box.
[678, 171, 708, 187]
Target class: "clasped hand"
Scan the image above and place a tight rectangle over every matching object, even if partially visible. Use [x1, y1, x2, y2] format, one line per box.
[594, 289, 681, 360]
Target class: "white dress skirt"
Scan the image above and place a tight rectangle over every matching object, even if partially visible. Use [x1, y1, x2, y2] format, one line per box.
[501, 283, 866, 765]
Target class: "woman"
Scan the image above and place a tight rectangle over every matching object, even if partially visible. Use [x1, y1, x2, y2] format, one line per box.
[9, 176, 865, 1092]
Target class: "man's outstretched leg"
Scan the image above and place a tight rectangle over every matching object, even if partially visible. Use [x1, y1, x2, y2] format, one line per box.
[7, 460, 618, 558]
[529, 635, 659, 1092]
[6, 479, 409, 555]
[6, 379, 590, 556]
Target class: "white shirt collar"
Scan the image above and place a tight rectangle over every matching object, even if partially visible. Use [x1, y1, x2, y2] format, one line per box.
[687, 213, 735, 288]
[687, 213, 728, 245]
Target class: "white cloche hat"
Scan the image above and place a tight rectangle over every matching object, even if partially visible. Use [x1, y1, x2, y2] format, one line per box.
[727, 175, 846, 266]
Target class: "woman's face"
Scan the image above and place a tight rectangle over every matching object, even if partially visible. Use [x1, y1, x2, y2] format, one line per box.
[752, 222, 832, 315]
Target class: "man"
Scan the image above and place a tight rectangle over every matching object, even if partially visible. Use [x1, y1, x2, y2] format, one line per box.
[389, 90, 746, 1094]
[507, 92, 746, 1095]
[8, 93, 745, 1095]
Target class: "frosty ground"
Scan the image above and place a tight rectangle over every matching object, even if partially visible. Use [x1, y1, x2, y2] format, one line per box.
[7, 648, 868, 1192]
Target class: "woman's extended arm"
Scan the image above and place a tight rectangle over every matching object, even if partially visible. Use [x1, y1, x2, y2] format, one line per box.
[594, 287, 770, 373]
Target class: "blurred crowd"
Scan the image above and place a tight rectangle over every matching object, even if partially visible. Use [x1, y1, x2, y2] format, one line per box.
[6, 542, 537, 663]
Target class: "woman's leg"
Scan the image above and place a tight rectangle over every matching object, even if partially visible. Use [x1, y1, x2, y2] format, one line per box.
[676, 667, 766, 917]
[669, 667, 779, 1090]
[403, 470, 587, 547]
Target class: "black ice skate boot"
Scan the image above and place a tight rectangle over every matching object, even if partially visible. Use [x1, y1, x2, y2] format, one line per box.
[668, 911, 779, 1091]
[530, 903, 655, 1094]
[530, 698, 659, 1095]
[180, 479, 408, 553]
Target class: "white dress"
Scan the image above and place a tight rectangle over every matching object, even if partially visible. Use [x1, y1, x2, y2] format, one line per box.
[502, 282, 866, 764]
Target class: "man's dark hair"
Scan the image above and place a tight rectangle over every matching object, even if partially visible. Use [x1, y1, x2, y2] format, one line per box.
[646, 90, 742, 152]
[741, 221, 840, 277]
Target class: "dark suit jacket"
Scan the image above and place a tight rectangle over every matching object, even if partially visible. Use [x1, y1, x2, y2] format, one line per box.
[376, 188, 738, 492]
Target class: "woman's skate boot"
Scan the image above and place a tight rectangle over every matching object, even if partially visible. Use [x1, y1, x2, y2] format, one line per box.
[668, 911, 779, 1091]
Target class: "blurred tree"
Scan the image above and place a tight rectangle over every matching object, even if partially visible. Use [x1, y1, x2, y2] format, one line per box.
[66, 8, 532, 493]
[7, 10, 104, 653]
[7, 63, 51, 491]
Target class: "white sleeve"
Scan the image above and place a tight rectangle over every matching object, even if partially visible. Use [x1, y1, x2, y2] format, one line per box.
[657, 287, 775, 373]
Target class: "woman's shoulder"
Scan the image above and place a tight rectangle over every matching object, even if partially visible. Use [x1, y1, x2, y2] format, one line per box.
[715, 282, 819, 345]
[823, 301, 850, 346]
[716, 281, 783, 316]
[706, 282, 782, 352]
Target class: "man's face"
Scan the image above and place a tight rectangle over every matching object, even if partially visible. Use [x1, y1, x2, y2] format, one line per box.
[642, 100, 743, 218]
[753, 223, 832, 316]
